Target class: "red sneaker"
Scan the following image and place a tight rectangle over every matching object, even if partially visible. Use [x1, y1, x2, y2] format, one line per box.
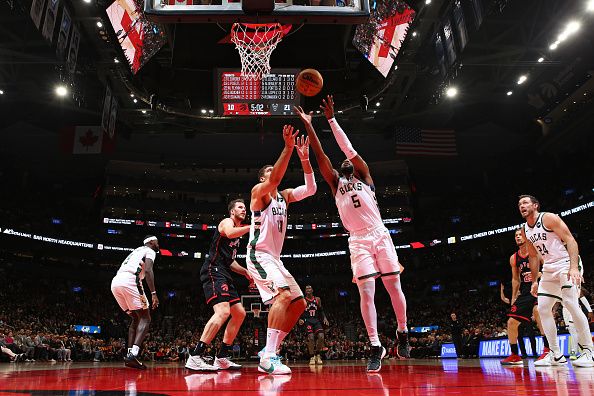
[536, 347, 551, 362]
[500, 354, 523, 365]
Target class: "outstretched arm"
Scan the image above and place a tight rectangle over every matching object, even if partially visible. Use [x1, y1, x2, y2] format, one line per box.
[294, 106, 339, 193]
[251, 125, 299, 202]
[285, 136, 317, 203]
[321, 95, 373, 186]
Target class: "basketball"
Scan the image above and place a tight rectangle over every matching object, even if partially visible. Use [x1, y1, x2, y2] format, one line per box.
[296, 69, 324, 97]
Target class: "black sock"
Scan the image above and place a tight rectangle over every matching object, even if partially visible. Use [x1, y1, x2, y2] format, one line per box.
[543, 337, 549, 349]
[397, 331, 408, 344]
[510, 344, 519, 355]
[191, 341, 207, 357]
[217, 343, 232, 358]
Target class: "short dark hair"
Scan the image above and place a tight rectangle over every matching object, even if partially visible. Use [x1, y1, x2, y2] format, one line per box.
[258, 165, 273, 180]
[228, 199, 244, 214]
[518, 194, 539, 208]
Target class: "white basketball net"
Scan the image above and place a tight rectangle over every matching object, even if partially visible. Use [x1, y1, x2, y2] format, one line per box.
[231, 23, 285, 81]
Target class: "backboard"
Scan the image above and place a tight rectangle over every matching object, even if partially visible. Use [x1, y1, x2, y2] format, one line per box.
[144, 0, 370, 24]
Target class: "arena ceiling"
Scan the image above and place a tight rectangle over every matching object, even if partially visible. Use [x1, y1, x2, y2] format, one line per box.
[0, 0, 593, 154]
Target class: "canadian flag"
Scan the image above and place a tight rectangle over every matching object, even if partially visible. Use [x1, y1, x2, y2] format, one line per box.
[61, 126, 116, 155]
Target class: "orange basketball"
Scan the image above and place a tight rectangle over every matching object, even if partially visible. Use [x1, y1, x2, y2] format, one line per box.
[296, 69, 323, 97]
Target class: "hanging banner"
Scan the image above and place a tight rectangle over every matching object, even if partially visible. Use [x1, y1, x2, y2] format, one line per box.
[41, 0, 59, 43]
[56, 6, 72, 60]
[67, 24, 81, 74]
[30, 0, 47, 30]
[108, 96, 118, 139]
[101, 85, 113, 134]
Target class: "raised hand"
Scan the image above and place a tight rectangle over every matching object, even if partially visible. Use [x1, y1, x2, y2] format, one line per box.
[282, 124, 299, 149]
[295, 135, 310, 161]
[320, 95, 335, 119]
[294, 106, 313, 126]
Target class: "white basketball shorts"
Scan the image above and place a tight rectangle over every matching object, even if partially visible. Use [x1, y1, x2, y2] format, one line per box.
[111, 273, 149, 313]
[348, 226, 401, 283]
[246, 250, 303, 304]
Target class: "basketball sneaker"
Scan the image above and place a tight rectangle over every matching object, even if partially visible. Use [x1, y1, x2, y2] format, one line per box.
[214, 356, 242, 370]
[572, 348, 594, 368]
[367, 346, 387, 373]
[500, 354, 523, 366]
[534, 350, 567, 367]
[185, 355, 218, 371]
[124, 353, 147, 370]
[315, 354, 323, 365]
[397, 331, 410, 358]
[258, 355, 291, 375]
[309, 356, 316, 365]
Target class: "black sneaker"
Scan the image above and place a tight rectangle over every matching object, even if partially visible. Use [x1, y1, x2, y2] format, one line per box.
[124, 353, 147, 370]
[397, 331, 410, 358]
[367, 346, 386, 373]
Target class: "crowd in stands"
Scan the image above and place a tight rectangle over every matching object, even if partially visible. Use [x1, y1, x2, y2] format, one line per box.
[2, 243, 592, 364]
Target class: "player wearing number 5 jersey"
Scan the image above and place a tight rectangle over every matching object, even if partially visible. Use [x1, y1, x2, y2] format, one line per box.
[247, 125, 316, 375]
[519, 194, 594, 367]
[295, 96, 408, 373]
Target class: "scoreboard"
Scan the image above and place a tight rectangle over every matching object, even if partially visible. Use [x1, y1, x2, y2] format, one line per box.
[216, 68, 301, 116]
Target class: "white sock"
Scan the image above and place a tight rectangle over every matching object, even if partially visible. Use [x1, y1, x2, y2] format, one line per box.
[562, 306, 578, 353]
[265, 328, 281, 357]
[278, 330, 288, 346]
[538, 296, 560, 355]
[562, 287, 594, 350]
[358, 280, 381, 346]
[127, 347, 132, 355]
[382, 276, 408, 332]
[131, 345, 140, 357]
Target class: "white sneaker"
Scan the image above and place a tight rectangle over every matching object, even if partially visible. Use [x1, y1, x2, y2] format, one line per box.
[214, 356, 242, 370]
[572, 349, 594, 368]
[258, 355, 291, 375]
[185, 355, 218, 371]
[534, 351, 567, 367]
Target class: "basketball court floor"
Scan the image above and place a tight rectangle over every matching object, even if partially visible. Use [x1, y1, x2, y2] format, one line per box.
[1, 359, 593, 395]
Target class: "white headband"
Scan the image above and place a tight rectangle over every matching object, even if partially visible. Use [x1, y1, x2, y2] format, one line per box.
[143, 236, 157, 244]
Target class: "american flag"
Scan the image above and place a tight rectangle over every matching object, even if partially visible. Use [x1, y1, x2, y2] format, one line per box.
[395, 127, 457, 156]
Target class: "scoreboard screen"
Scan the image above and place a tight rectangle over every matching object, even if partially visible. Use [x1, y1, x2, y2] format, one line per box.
[216, 69, 301, 116]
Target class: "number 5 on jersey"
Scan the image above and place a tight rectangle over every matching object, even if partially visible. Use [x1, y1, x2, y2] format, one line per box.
[351, 194, 361, 208]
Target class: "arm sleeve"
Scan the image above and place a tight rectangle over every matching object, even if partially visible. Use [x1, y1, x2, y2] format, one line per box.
[291, 172, 317, 202]
[580, 296, 593, 313]
[328, 118, 357, 160]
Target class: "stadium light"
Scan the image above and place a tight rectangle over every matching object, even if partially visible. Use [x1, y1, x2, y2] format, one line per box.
[412, 31, 417, 37]
[445, 87, 458, 98]
[141, 110, 147, 114]
[0, 90, 4, 95]
[549, 41, 559, 50]
[538, 57, 544, 63]
[133, 98, 138, 103]
[208, 109, 214, 114]
[375, 102, 381, 107]
[55, 85, 68, 97]
[507, 91, 513, 96]
[83, 0, 92, 3]
[517, 75, 527, 85]
[96, 21, 103, 28]
[589, 0, 594, 12]
[200, 109, 207, 114]
[425, 0, 431, 4]
[114, 58, 119, 63]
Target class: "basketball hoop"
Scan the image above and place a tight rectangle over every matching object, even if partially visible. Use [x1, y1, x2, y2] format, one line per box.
[230, 23, 288, 81]
[252, 307, 261, 318]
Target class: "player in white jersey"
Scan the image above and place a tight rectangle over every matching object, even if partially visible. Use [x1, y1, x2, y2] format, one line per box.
[111, 235, 160, 369]
[295, 96, 408, 372]
[247, 124, 317, 375]
[519, 194, 594, 367]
